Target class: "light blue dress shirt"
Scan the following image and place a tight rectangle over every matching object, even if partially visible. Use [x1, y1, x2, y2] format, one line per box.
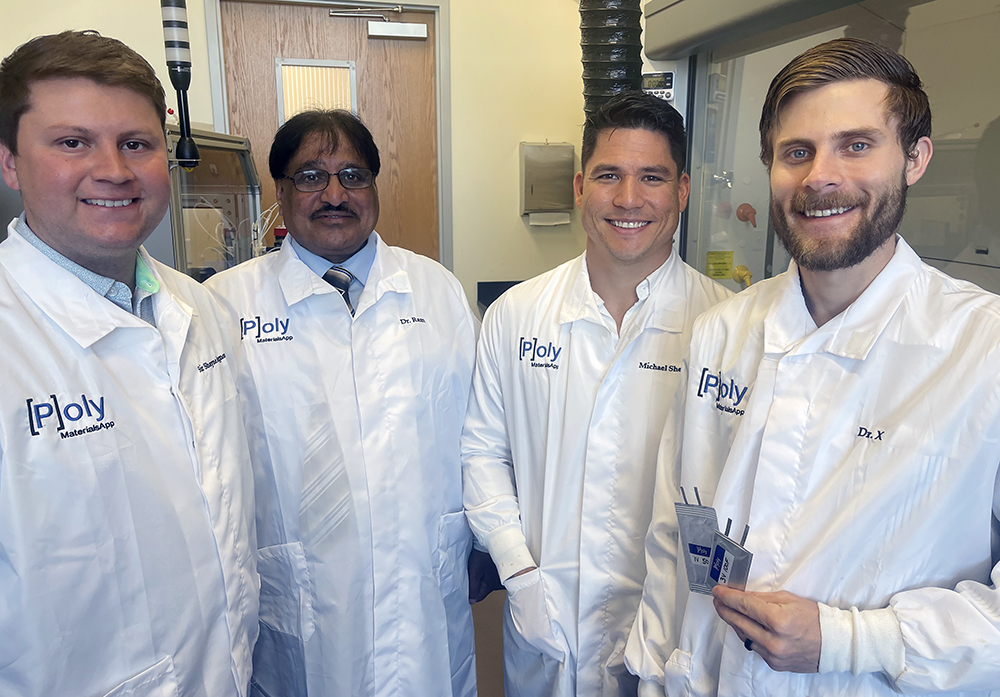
[13, 215, 159, 325]
[288, 231, 377, 310]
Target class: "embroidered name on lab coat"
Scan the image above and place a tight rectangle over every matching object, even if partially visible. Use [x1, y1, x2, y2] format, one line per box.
[639, 361, 681, 372]
[857, 427, 885, 441]
[197, 353, 228, 373]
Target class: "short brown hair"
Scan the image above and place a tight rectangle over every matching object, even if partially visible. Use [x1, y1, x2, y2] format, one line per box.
[0, 30, 167, 155]
[759, 38, 931, 168]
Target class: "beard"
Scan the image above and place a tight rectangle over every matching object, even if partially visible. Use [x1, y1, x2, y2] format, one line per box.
[771, 173, 908, 272]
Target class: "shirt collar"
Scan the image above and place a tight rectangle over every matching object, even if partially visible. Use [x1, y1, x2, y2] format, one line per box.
[763, 236, 923, 359]
[557, 248, 687, 332]
[133, 249, 160, 325]
[2, 219, 151, 348]
[277, 231, 409, 310]
[14, 214, 159, 324]
[15, 215, 117, 296]
[287, 231, 377, 286]
[135, 252, 160, 294]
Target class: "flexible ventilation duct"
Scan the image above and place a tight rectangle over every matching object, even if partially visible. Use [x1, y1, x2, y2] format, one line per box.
[580, 0, 643, 114]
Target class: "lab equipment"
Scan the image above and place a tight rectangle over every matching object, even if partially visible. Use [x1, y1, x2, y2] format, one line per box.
[160, 0, 199, 168]
[144, 125, 261, 280]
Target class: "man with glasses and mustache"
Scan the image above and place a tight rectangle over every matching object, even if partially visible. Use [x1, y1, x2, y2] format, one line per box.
[207, 110, 479, 697]
[627, 38, 1000, 696]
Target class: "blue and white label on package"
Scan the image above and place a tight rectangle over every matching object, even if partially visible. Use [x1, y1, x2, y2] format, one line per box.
[709, 530, 753, 591]
[690, 544, 712, 567]
[709, 545, 732, 583]
[675, 498, 721, 594]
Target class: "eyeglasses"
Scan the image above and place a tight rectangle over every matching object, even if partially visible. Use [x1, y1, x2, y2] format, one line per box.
[281, 167, 374, 192]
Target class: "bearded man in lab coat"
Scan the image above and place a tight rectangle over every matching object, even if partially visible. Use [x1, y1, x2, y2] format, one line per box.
[206, 109, 479, 697]
[462, 91, 732, 697]
[0, 32, 258, 697]
[627, 37, 1000, 697]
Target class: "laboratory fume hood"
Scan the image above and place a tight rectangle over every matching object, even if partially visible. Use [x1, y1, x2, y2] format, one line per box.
[644, 0, 1000, 294]
[145, 124, 262, 282]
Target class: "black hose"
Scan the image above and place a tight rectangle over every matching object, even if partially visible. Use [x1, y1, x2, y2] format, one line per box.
[580, 0, 643, 114]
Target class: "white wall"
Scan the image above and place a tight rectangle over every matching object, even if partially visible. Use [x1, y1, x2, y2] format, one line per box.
[449, 0, 588, 304]
[0, 0, 216, 127]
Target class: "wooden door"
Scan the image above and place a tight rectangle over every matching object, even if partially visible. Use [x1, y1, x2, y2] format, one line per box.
[221, 1, 439, 259]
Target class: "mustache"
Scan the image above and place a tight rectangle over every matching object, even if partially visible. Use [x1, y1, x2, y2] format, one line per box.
[309, 203, 358, 220]
[791, 190, 869, 213]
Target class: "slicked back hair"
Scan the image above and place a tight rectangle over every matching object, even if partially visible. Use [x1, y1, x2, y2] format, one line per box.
[759, 37, 931, 168]
[269, 109, 381, 181]
[0, 30, 166, 155]
[581, 91, 687, 173]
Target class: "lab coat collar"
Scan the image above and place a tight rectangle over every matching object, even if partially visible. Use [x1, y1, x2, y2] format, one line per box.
[764, 236, 923, 359]
[276, 232, 411, 313]
[558, 249, 687, 332]
[0, 228, 167, 349]
[147, 259, 196, 374]
[276, 235, 343, 306]
[357, 233, 412, 315]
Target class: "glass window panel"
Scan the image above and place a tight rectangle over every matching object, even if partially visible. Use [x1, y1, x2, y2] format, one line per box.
[280, 64, 353, 120]
[685, 0, 1000, 293]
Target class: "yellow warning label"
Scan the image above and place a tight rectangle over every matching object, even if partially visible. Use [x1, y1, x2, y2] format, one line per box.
[706, 251, 734, 280]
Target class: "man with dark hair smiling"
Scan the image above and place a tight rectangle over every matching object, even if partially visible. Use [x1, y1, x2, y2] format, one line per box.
[207, 109, 479, 697]
[461, 91, 730, 697]
[0, 31, 258, 697]
[628, 38, 1000, 697]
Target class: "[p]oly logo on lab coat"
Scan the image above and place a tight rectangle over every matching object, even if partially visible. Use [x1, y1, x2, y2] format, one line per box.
[25, 392, 114, 438]
[519, 336, 563, 370]
[696, 366, 750, 416]
[241, 316, 294, 343]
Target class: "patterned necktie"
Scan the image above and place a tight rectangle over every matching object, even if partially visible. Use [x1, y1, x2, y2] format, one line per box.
[322, 265, 355, 315]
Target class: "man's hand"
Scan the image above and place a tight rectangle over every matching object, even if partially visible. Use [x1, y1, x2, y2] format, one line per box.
[712, 585, 821, 673]
[468, 549, 504, 604]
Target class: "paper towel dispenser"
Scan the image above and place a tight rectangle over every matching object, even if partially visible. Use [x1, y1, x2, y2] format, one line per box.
[520, 142, 575, 220]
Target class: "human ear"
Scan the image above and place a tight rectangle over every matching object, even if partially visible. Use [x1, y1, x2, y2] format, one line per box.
[0, 142, 21, 192]
[904, 136, 933, 186]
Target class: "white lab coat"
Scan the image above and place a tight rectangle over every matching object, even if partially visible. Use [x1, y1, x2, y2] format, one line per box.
[206, 234, 478, 697]
[0, 225, 258, 697]
[627, 238, 1000, 696]
[462, 250, 731, 697]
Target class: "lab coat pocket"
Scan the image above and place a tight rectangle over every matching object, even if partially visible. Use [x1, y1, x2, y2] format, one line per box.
[662, 648, 693, 696]
[665, 646, 722, 697]
[435, 511, 478, 684]
[257, 541, 315, 641]
[505, 568, 568, 662]
[435, 510, 474, 598]
[101, 656, 180, 697]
